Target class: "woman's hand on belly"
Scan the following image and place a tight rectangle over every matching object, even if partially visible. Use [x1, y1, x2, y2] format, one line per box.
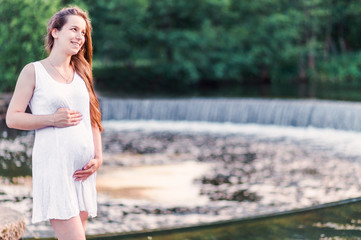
[73, 158, 102, 181]
[54, 108, 82, 128]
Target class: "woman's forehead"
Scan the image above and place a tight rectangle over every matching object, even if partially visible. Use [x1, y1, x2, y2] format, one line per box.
[65, 15, 86, 30]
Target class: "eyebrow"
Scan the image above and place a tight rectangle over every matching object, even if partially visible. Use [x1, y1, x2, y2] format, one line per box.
[70, 25, 86, 32]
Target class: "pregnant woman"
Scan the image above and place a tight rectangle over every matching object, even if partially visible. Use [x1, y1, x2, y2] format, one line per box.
[6, 6, 103, 240]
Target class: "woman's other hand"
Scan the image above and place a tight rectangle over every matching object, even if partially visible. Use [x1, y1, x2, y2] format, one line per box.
[73, 158, 102, 181]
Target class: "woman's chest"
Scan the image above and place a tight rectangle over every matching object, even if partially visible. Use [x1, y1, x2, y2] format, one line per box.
[31, 77, 89, 113]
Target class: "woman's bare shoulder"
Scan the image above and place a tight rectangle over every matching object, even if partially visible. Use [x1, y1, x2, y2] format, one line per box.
[21, 62, 35, 77]
[17, 62, 36, 87]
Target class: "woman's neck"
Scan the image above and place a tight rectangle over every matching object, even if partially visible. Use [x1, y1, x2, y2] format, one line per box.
[48, 50, 72, 68]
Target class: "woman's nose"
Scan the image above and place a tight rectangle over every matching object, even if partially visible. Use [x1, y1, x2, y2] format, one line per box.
[76, 32, 83, 39]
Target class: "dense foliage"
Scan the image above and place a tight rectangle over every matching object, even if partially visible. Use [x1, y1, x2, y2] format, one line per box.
[1, 0, 361, 93]
[0, 0, 60, 92]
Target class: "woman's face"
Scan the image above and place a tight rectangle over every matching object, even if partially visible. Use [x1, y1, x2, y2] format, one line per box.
[52, 15, 87, 56]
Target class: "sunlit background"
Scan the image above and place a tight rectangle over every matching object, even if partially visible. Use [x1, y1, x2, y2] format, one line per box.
[2, 0, 361, 239]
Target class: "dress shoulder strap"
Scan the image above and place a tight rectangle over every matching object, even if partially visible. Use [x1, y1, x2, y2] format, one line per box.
[32, 61, 49, 89]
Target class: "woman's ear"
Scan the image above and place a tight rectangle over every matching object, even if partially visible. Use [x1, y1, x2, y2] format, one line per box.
[51, 28, 59, 39]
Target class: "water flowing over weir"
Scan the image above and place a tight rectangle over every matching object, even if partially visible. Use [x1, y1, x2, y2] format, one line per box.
[100, 98, 361, 131]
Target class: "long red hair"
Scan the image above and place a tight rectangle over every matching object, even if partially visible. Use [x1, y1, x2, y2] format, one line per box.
[45, 6, 103, 132]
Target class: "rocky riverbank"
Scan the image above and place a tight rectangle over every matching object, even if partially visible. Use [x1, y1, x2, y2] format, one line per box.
[2, 122, 361, 238]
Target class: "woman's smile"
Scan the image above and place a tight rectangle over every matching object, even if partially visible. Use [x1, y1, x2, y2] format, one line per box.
[71, 41, 81, 48]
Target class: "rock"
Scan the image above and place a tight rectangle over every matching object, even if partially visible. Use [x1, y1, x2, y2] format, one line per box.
[0, 207, 25, 240]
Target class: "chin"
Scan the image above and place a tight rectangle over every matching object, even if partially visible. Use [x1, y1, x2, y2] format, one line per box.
[68, 49, 81, 56]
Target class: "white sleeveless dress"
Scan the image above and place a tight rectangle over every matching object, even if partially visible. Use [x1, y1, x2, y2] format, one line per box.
[29, 61, 97, 223]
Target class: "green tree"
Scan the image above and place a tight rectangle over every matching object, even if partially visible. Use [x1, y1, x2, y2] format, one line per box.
[70, 0, 361, 92]
[83, 0, 148, 63]
[316, 0, 361, 84]
[142, 0, 233, 85]
[0, 0, 60, 92]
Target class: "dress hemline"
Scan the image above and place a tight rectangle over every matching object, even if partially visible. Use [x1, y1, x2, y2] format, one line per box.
[31, 210, 97, 224]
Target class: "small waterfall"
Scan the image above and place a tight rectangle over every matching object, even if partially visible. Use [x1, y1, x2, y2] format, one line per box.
[99, 98, 361, 131]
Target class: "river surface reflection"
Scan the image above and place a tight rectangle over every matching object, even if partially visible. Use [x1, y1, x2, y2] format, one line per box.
[88, 197, 361, 240]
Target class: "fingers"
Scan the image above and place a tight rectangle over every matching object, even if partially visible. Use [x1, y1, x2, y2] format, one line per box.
[73, 162, 96, 181]
[69, 114, 82, 125]
[73, 159, 101, 181]
[67, 110, 82, 125]
[69, 110, 82, 120]
[82, 162, 92, 170]
[73, 167, 94, 181]
[54, 108, 83, 127]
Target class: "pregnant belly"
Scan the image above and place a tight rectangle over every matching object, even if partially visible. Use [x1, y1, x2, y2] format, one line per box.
[55, 122, 94, 168]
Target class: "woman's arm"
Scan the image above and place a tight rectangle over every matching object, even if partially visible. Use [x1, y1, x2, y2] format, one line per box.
[6, 63, 83, 130]
[73, 126, 103, 181]
[92, 126, 103, 165]
[6, 63, 52, 130]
